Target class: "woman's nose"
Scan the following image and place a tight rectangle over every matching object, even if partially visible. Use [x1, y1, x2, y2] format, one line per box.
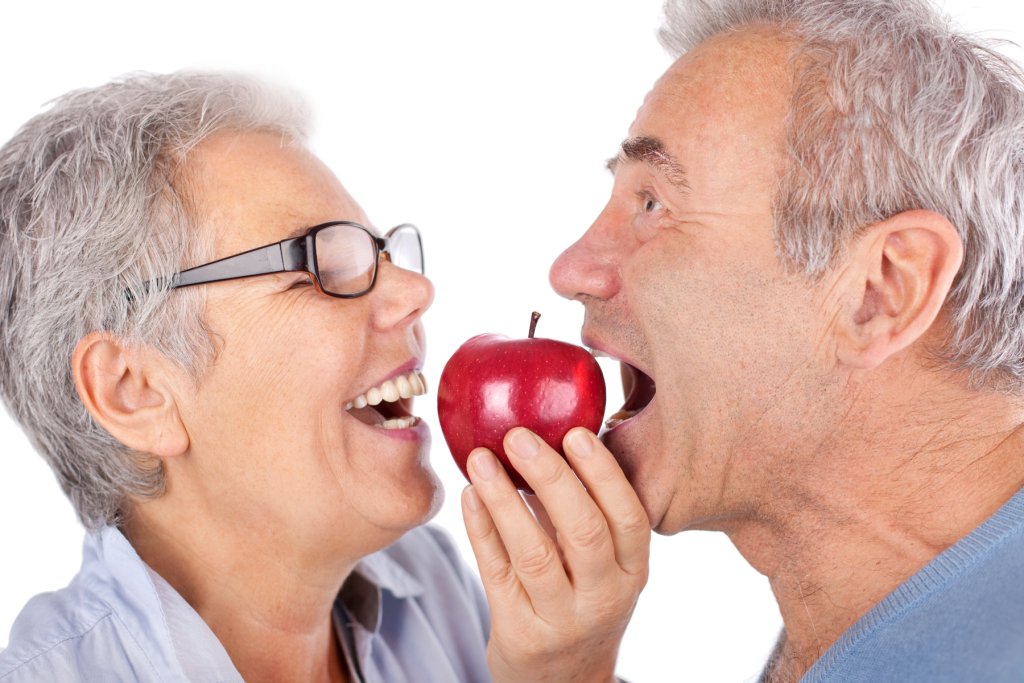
[371, 260, 435, 331]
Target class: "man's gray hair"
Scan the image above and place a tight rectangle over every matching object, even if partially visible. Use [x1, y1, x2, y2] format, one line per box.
[660, 0, 1024, 390]
[0, 72, 309, 529]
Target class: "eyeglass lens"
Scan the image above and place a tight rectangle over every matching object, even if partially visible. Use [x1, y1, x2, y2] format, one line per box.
[313, 224, 423, 296]
[387, 225, 424, 275]
[314, 225, 377, 295]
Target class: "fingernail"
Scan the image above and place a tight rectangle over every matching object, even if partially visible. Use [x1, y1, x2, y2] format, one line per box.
[508, 428, 540, 459]
[470, 449, 499, 480]
[566, 428, 593, 456]
[463, 486, 483, 511]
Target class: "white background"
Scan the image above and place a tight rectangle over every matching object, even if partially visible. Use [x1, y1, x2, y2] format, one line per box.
[1, 2, 1021, 681]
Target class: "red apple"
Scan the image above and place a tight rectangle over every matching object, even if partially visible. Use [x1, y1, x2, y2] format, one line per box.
[437, 312, 606, 492]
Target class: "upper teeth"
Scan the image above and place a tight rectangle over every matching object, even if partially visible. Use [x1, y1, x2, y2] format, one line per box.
[346, 370, 427, 410]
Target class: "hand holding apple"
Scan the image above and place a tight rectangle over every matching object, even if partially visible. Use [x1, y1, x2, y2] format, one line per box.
[448, 316, 648, 683]
[460, 426, 650, 683]
[437, 312, 606, 491]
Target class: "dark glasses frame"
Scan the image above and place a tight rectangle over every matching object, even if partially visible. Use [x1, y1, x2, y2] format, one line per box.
[169, 221, 423, 299]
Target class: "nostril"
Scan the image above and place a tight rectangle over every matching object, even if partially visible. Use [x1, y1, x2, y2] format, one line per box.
[549, 241, 621, 302]
[373, 264, 434, 332]
[416, 272, 435, 311]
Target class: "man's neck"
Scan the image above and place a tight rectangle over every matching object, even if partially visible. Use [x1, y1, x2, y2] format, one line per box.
[729, 380, 1024, 682]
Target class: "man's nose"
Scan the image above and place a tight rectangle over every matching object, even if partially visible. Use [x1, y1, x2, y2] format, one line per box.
[549, 216, 623, 302]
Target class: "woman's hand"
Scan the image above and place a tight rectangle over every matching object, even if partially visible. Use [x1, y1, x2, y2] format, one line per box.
[461, 426, 650, 683]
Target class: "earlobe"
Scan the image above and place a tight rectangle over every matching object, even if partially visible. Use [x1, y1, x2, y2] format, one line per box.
[835, 210, 963, 370]
[72, 333, 190, 458]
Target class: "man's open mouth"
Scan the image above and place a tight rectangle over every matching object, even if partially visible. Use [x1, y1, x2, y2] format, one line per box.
[345, 370, 427, 430]
[605, 361, 656, 430]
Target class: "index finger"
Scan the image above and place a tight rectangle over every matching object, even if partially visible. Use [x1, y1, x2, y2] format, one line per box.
[562, 427, 650, 577]
[504, 428, 620, 588]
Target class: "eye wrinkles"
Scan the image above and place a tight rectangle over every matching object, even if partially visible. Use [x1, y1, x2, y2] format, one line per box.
[606, 135, 691, 195]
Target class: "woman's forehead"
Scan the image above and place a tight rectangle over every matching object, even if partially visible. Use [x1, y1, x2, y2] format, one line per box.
[187, 131, 369, 257]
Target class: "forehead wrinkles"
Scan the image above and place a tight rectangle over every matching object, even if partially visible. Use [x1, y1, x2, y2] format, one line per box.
[628, 29, 795, 210]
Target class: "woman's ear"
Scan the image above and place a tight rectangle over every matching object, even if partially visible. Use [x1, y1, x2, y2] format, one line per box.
[71, 333, 190, 458]
[834, 209, 963, 370]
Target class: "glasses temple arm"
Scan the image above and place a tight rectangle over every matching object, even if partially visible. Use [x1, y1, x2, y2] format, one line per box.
[172, 239, 307, 289]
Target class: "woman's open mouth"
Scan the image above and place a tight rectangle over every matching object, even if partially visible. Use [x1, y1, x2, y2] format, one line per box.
[345, 370, 427, 430]
[604, 361, 656, 430]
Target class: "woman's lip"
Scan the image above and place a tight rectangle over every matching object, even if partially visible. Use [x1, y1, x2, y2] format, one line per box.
[343, 411, 431, 442]
[347, 358, 424, 405]
[375, 358, 423, 387]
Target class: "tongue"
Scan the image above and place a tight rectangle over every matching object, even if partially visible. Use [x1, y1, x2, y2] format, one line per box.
[348, 398, 414, 426]
[349, 405, 385, 426]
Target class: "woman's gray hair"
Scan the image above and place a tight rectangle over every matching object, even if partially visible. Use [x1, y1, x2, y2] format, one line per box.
[660, 0, 1024, 390]
[0, 71, 309, 529]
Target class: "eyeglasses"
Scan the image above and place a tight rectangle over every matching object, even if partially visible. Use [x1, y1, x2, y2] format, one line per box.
[169, 221, 424, 298]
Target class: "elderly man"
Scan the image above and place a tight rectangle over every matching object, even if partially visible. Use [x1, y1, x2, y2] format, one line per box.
[535, 0, 1023, 680]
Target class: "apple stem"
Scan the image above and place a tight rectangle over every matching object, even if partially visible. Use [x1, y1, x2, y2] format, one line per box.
[529, 311, 541, 339]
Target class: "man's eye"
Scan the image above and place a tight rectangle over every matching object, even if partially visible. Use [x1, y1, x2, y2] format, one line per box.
[642, 195, 662, 213]
[288, 277, 313, 289]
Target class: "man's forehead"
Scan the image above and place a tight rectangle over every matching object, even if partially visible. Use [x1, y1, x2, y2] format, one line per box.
[612, 29, 794, 173]
[648, 28, 795, 108]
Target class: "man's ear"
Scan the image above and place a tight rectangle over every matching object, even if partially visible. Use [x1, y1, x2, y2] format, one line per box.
[834, 209, 963, 370]
[71, 333, 190, 458]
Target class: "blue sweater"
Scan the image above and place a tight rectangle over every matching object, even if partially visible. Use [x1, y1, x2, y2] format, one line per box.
[799, 487, 1024, 682]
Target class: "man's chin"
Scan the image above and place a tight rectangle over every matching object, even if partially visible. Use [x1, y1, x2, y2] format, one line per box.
[598, 424, 637, 476]
[599, 425, 663, 528]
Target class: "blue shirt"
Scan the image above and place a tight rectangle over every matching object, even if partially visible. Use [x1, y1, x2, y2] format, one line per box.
[768, 487, 1024, 682]
[0, 525, 491, 682]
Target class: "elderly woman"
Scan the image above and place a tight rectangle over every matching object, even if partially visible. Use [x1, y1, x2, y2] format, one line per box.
[0, 72, 647, 683]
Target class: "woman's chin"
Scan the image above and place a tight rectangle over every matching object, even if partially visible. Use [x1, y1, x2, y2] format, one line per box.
[362, 468, 445, 536]
[398, 469, 446, 527]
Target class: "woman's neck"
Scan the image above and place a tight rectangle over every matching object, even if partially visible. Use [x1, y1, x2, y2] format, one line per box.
[122, 505, 357, 683]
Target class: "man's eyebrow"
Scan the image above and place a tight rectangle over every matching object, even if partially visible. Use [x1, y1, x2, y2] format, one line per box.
[605, 135, 690, 193]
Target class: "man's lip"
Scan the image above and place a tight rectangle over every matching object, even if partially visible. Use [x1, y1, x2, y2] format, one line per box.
[582, 335, 652, 379]
[584, 332, 657, 435]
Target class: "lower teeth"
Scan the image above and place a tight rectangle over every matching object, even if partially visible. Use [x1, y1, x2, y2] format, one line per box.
[605, 409, 639, 429]
[381, 416, 418, 430]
